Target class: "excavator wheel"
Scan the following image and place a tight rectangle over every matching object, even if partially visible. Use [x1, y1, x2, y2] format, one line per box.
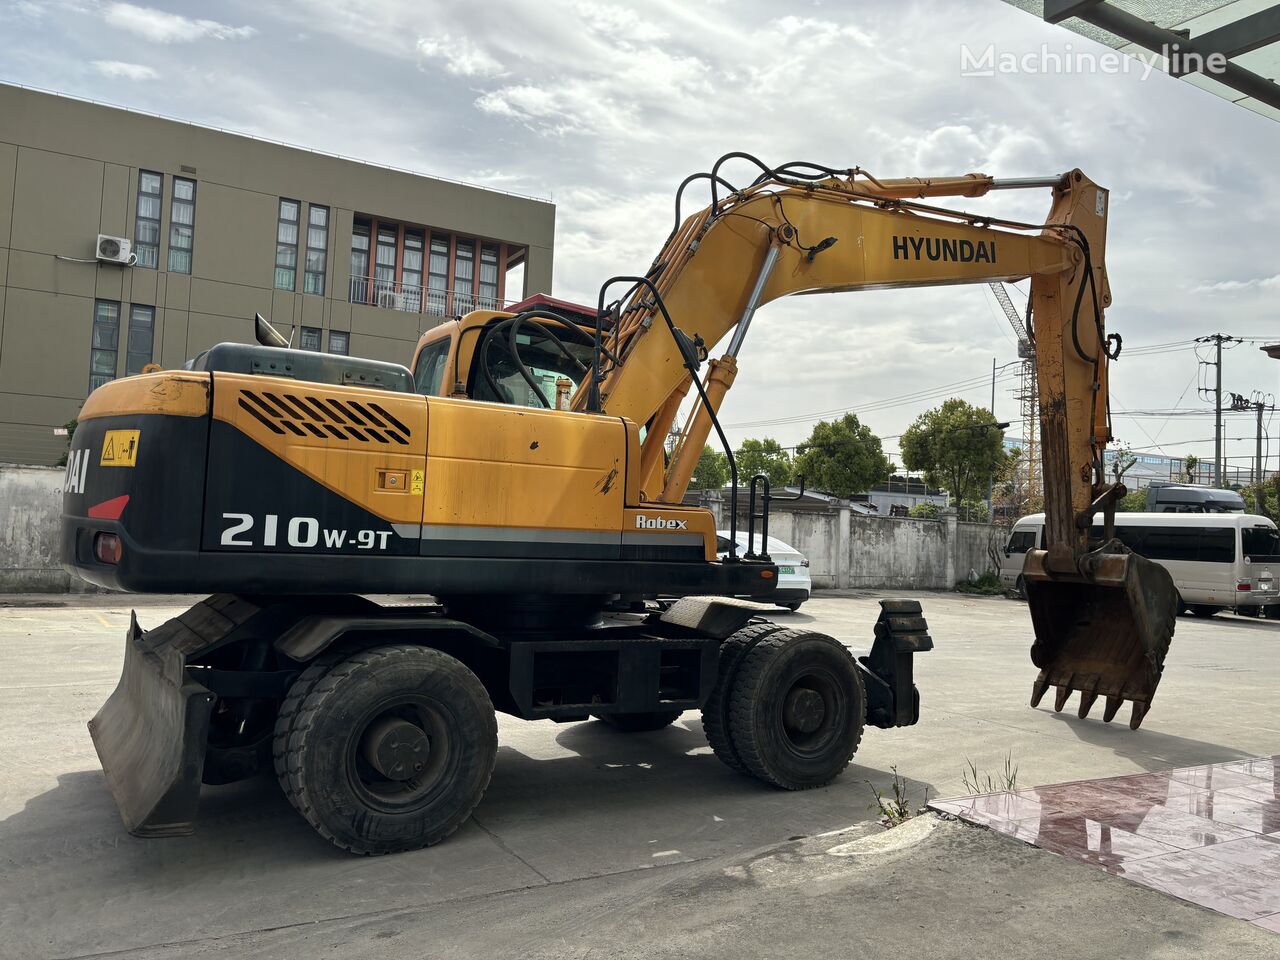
[727, 629, 865, 790]
[593, 710, 684, 732]
[701, 622, 789, 774]
[274, 644, 497, 855]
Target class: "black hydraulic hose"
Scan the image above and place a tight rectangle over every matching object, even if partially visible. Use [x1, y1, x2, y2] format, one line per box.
[664, 171, 740, 250]
[592, 274, 741, 558]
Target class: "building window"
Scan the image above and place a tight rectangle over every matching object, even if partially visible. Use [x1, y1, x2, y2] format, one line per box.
[479, 242, 499, 309]
[125, 305, 154, 375]
[328, 330, 349, 356]
[427, 234, 449, 315]
[304, 205, 328, 296]
[402, 229, 424, 312]
[134, 171, 162, 269]
[299, 326, 322, 351]
[374, 225, 398, 304]
[350, 219, 371, 304]
[167, 178, 195, 274]
[90, 300, 120, 392]
[453, 238, 475, 314]
[275, 199, 300, 291]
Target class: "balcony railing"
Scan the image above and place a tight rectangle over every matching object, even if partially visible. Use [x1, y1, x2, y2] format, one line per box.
[349, 276, 515, 316]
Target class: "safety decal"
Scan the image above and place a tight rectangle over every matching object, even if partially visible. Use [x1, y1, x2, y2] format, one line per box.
[100, 429, 141, 467]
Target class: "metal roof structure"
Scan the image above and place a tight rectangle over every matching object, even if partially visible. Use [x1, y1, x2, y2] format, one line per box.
[1002, 1, 1280, 121]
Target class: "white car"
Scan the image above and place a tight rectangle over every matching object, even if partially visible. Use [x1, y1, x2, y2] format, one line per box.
[716, 530, 812, 611]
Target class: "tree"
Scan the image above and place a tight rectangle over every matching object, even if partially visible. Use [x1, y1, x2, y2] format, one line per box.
[1111, 442, 1137, 482]
[1180, 454, 1200, 483]
[1119, 488, 1147, 512]
[735, 437, 793, 488]
[691, 445, 729, 489]
[793, 414, 892, 499]
[900, 399, 1008, 503]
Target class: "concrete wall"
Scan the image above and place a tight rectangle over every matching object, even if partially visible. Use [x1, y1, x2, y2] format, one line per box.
[733, 502, 1005, 591]
[0, 464, 101, 592]
[0, 83, 556, 466]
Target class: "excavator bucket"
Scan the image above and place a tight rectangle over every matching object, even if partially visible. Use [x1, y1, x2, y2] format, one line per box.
[1022, 543, 1179, 730]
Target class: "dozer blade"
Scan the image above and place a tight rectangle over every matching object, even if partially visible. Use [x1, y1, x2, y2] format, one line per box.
[1022, 543, 1178, 730]
[88, 596, 261, 837]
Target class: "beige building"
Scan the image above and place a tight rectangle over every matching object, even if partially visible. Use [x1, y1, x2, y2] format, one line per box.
[0, 83, 556, 465]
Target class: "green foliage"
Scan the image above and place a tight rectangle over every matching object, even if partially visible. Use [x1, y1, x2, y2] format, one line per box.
[955, 571, 1003, 595]
[1119, 488, 1147, 512]
[956, 499, 989, 523]
[1181, 454, 1200, 483]
[794, 413, 891, 499]
[962, 755, 1020, 795]
[909, 502, 940, 520]
[1110, 442, 1137, 481]
[54, 416, 79, 468]
[867, 765, 930, 829]
[900, 399, 1008, 503]
[691, 445, 729, 489]
[735, 437, 793, 488]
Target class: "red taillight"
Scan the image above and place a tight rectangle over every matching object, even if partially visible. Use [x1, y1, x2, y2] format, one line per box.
[1236, 580, 1252, 591]
[94, 533, 122, 565]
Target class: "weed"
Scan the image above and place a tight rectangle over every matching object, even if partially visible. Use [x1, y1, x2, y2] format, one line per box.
[961, 754, 1019, 795]
[868, 765, 931, 828]
[954, 571, 1004, 596]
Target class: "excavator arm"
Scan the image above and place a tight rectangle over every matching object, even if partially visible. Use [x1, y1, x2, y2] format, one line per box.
[570, 158, 1178, 728]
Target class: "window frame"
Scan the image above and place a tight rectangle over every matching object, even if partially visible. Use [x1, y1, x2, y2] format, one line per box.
[275, 198, 300, 291]
[125, 304, 155, 375]
[134, 170, 163, 270]
[166, 177, 196, 274]
[304, 204, 329, 296]
[299, 326, 322, 352]
[327, 330, 349, 356]
[350, 218, 371, 304]
[89, 300, 122, 393]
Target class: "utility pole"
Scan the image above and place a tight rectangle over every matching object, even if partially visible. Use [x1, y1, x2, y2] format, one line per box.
[1196, 334, 1241, 487]
[1229, 392, 1273, 509]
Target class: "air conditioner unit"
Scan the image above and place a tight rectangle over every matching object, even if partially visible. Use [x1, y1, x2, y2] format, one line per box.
[96, 235, 133, 265]
[376, 289, 399, 309]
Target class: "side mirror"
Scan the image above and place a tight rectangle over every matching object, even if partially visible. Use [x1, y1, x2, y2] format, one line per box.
[254, 312, 289, 348]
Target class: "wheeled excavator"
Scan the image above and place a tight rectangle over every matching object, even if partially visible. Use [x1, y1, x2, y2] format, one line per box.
[63, 155, 1179, 854]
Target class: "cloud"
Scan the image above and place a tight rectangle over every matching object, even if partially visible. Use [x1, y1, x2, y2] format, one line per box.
[416, 34, 505, 78]
[102, 3, 255, 43]
[1192, 275, 1280, 294]
[91, 59, 158, 81]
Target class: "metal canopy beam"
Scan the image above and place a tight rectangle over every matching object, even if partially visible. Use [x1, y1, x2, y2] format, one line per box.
[1195, 4, 1280, 58]
[1043, 0, 1280, 111]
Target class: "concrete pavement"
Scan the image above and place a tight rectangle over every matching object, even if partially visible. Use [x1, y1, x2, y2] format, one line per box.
[2, 591, 1278, 957]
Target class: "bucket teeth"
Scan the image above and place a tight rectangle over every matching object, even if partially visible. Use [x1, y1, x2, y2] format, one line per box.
[1031, 677, 1050, 708]
[1077, 690, 1099, 719]
[1103, 695, 1123, 723]
[1129, 700, 1150, 730]
[1053, 685, 1071, 713]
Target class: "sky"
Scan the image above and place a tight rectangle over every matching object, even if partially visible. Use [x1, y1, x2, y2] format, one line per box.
[2, 0, 1278, 476]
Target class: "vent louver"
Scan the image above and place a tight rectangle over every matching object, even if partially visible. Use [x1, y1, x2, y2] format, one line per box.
[237, 389, 411, 445]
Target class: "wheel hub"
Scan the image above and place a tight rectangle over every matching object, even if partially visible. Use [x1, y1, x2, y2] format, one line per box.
[361, 717, 430, 781]
[783, 686, 826, 734]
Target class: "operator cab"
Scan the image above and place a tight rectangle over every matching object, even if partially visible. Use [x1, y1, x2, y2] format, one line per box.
[411, 296, 601, 409]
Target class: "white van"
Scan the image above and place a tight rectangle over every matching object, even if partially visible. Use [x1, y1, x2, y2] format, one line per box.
[999, 512, 1280, 616]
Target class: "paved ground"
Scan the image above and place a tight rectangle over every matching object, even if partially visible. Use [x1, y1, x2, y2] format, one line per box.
[2, 591, 1278, 958]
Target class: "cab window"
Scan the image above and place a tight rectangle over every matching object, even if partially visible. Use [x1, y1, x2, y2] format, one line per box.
[413, 338, 451, 396]
[1006, 529, 1036, 554]
[470, 322, 594, 408]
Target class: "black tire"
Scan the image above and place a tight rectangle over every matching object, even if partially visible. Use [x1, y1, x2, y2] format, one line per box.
[1014, 575, 1027, 601]
[701, 622, 788, 774]
[727, 629, 865, 790]
[593, 710, 683, 732]
[1188, 604, 1219, 618]
[274, 645, 497, 855]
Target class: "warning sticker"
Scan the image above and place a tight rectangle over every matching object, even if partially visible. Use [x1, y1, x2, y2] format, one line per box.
[100, 429, 140, 467]
[410, 469, 425, 495]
